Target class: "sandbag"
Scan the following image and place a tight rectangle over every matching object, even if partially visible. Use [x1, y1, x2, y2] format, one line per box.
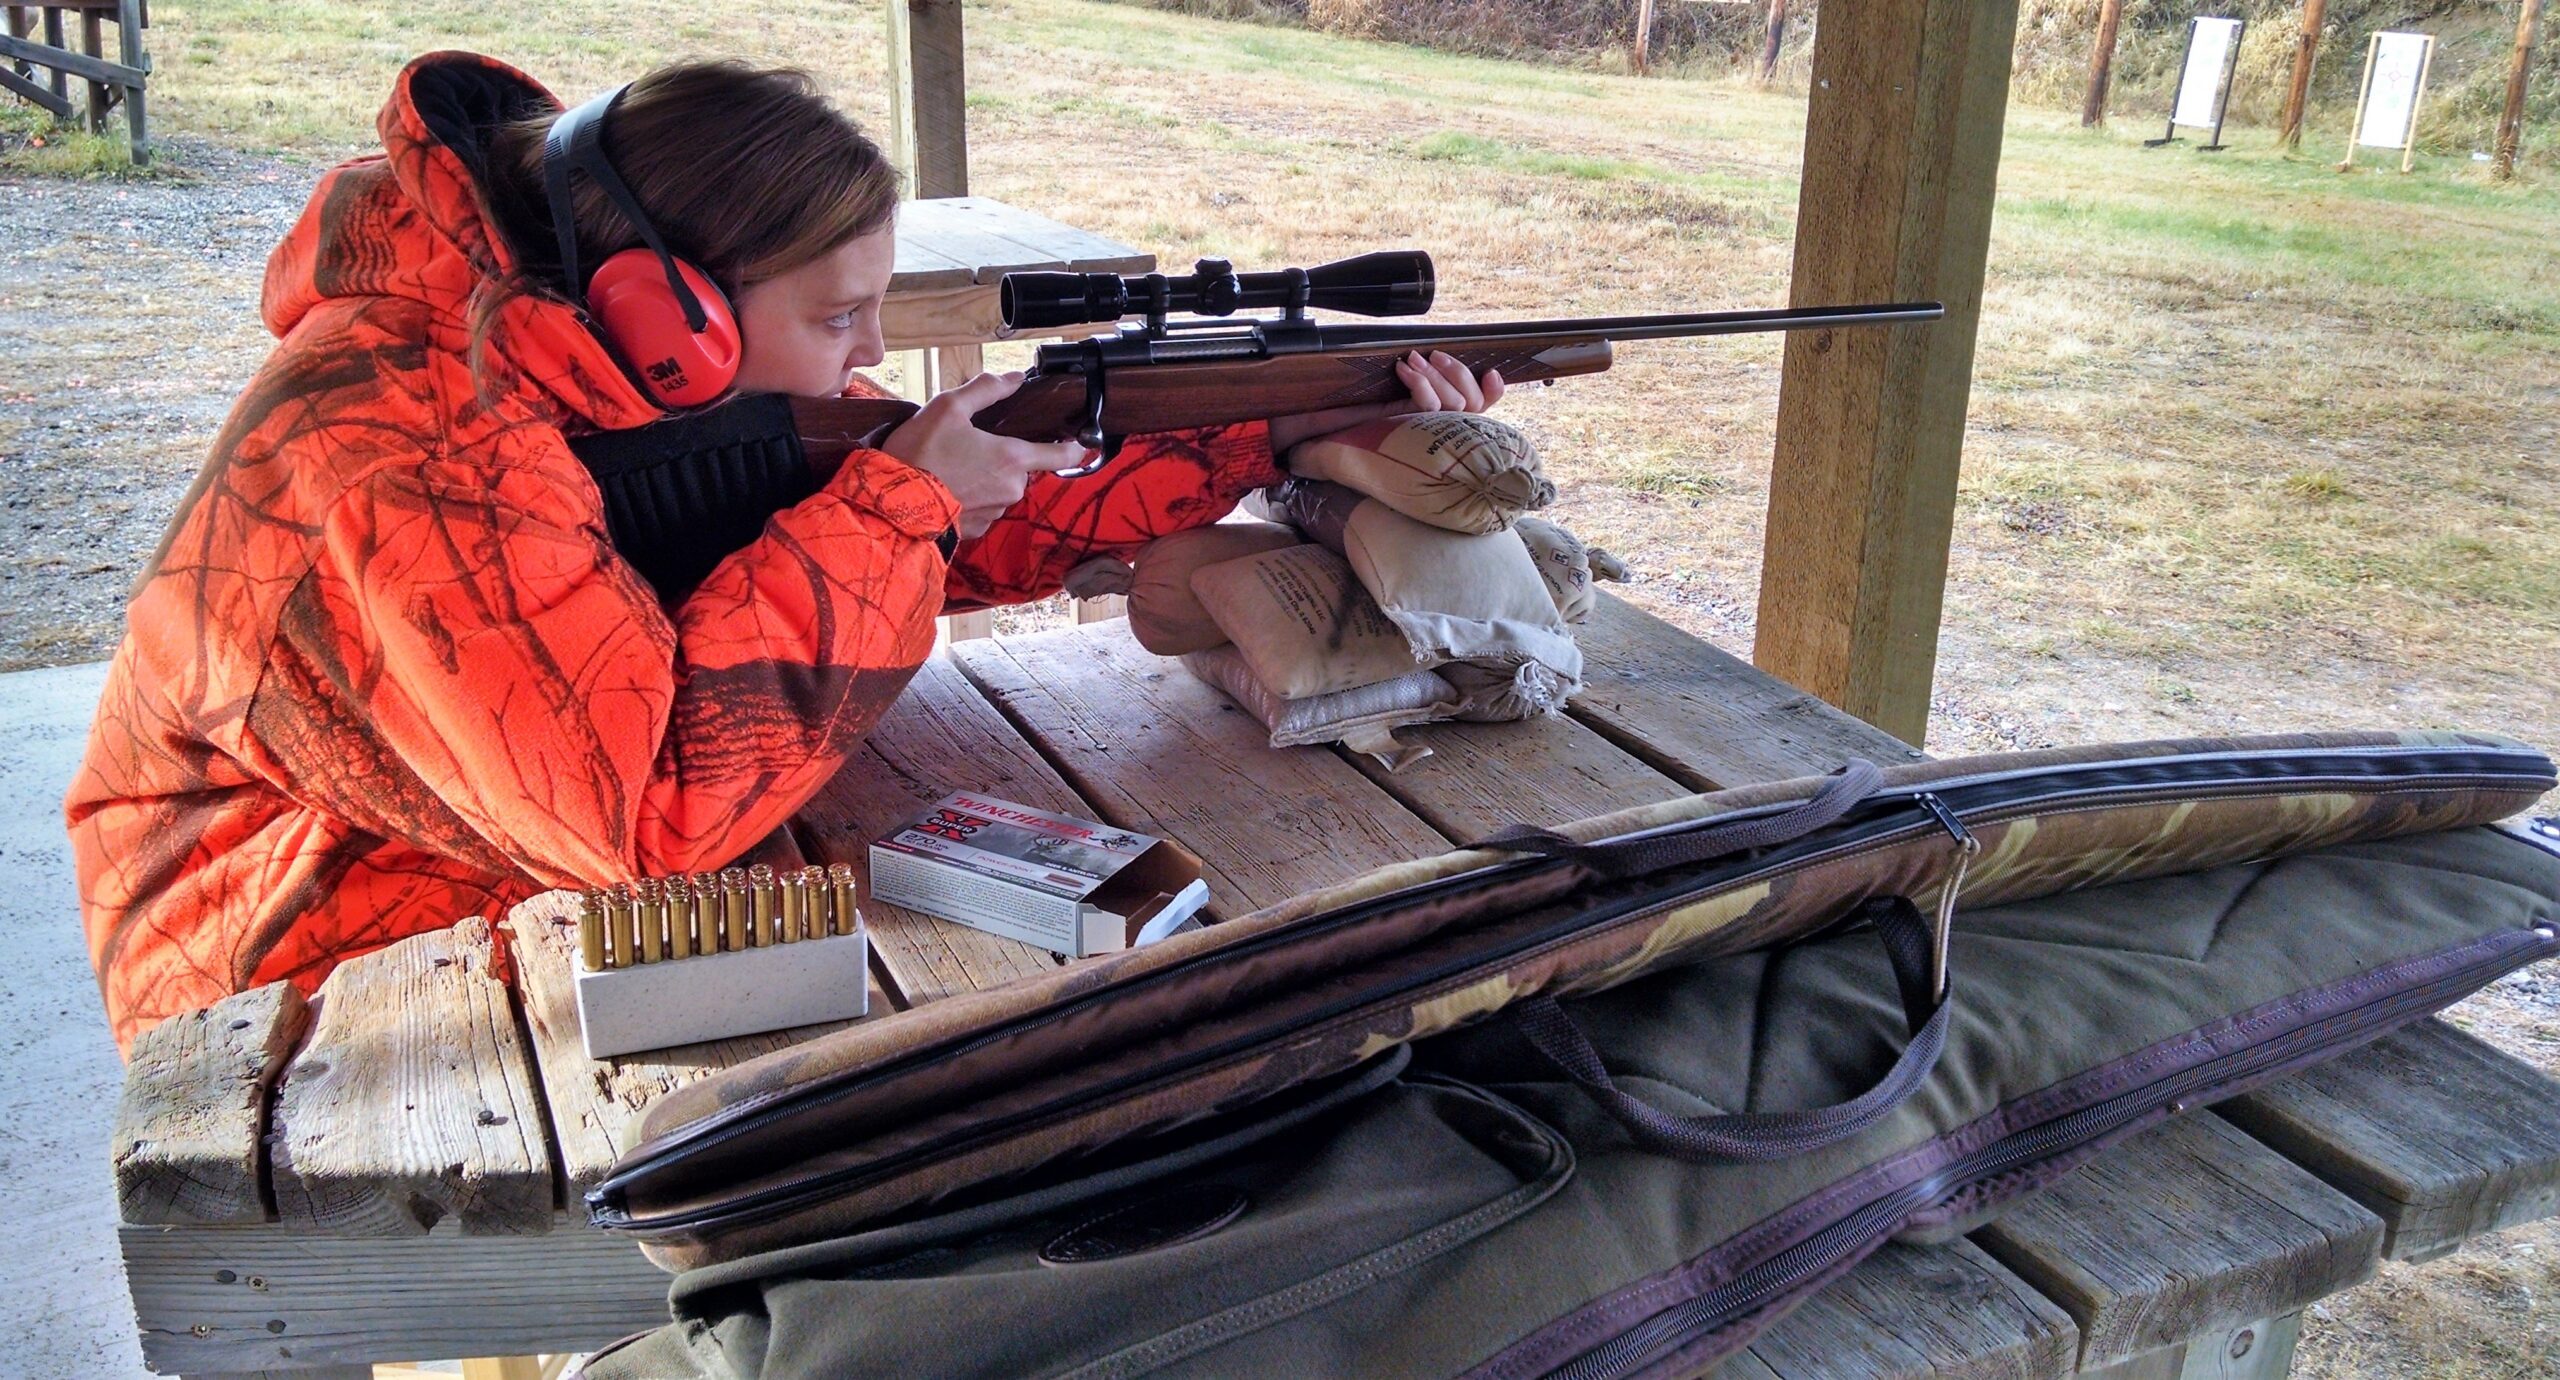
[1255, 479, 1582, 695]
[1439, 659, 1573, 722]
[1189, 543, 1435, 700]
[1514, 515, 1626, 625]
[1082, 522, 1303, 656]
[578, 775, 2560, 1380]
[1283, 413, 1552, 534]
[1181, 644, 1457, 770]
[584, 732, 2555, 1276]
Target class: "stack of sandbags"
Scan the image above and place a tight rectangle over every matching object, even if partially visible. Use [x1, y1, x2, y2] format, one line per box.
[1072, 415, 1626, 769]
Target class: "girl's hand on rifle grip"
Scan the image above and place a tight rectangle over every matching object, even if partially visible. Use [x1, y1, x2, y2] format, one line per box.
[881, 370, 1096, 540]
[1267, 350, 1505, 456]
[1396, 349, 1504, 414]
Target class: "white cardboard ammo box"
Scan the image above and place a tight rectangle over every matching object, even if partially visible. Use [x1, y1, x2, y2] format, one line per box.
[870, 793, 1212, 958]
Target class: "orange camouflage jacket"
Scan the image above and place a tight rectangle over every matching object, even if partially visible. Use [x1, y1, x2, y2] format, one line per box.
[68, 53, 1278, 1053]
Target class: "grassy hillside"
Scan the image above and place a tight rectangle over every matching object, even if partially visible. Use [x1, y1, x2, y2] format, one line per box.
[1127, 0, 2557, 168]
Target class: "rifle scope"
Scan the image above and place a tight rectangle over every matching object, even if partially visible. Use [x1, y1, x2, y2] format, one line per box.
[1001, 250, 1435, 331]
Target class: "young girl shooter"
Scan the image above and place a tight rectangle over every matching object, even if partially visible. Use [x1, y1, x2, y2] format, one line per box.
[69, 52, 1500, 1051]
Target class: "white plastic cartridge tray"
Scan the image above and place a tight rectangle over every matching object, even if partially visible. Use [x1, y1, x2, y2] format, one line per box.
[575, 925, 870, 1060]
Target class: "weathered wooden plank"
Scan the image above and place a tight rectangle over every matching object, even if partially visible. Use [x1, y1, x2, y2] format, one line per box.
[888, 215, 1074, 289]
[2216, 1017, 2560, 1263]
[267, 918, 553, 1236]
[113, 982, 308, 1227]
[2079, 1312, 2301, 1380]
[0, 28, 141, 86]
[887, 0, 968, 200]
[950, 621, 1452, 915]
[882, 282, 998, 350]
[790, 654, 1071, 1002]
[886, 219, 978, 293]
[936, 195, 1157, 277]
[1570, 593, 1925, 791]
[1712, 1240, 2079, 1379]
[123, 1217, 662, 1374]
[1753, 0, 2019, 744]
[1972, 1113, 2381, 1371]
[1340, 713, 1690, 842]
[0, 61, 73, 118]
[504, 889, 888, 1199]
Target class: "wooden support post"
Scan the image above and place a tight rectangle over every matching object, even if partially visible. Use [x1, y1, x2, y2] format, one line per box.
[1631, 0, 1654, 76]
[2279, 0, 2329, 150]
[1753, 0, 2019, 746]
[115, 0, 144, 163]
[1759, 0, 1790, 85]
[2082, 0, 2125, 127]
[79, 6, 103, 133]
[886, 0, 983, 641]
[2494, 0, 2546, 179]
[887, 0, 968, 200]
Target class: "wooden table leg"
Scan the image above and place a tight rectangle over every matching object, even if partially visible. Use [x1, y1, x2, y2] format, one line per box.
[79, 6, 103, 133]
[115, 0, 143, 162]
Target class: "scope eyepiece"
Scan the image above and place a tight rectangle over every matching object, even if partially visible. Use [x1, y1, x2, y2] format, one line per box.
[1000, 250, 1435, 331]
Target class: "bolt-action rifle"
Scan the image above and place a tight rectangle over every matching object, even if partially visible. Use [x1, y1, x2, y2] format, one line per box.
[788, 250, 1942, 479]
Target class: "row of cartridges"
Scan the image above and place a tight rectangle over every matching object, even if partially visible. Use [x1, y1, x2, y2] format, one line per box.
[579, 863, 861, 971]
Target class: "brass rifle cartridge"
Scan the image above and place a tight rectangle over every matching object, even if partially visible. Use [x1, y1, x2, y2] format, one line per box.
[801, 866, 832, 936]
[633, 878, 664, 964]
[663, 876, 696, 959]
[748, 864, 778, 947]
[691, 873, 723, 953]
[779, 869, 806, 943]
[602, 884, 634, 969]
[828, 863, 859, 935]
[578, 890, 607, 972]
[721, 866, 750, 951]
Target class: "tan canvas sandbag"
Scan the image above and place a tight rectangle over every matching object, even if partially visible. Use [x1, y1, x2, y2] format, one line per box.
[1515, 516, 1629, 625]
[1189, 543, 1435, 700]
[1073, 522, 1303, 655]
[1346, 505, 1583, 690]
[1181, 644, 1456, 770]
[1284, 412, 1553, 534]
[1254, 478, 1584, 696]
[1440, 659, 1575, 722]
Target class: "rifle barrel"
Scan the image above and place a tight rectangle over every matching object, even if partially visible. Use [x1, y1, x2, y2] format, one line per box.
[1312, 300, 1943, 351]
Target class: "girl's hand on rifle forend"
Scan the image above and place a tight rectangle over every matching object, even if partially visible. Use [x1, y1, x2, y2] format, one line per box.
[1266, 349, 1505, 457]
[882, 369, 1097, 539]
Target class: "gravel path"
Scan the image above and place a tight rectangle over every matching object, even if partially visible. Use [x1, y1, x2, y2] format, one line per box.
[0, 136, 321, 670]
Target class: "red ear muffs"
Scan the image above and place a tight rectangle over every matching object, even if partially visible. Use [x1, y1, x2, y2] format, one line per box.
[586, 249, 741, 409]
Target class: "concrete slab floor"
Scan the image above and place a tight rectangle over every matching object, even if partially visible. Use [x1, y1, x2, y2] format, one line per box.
[0, 661, 153, 1379]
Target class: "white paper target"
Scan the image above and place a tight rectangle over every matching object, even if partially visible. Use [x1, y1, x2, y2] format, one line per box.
[2358, 32, 2432, 150]
[2172, 18, 2244, 128]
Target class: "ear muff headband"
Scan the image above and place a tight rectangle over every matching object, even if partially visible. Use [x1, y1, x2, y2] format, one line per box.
[543, 86, 712, 332]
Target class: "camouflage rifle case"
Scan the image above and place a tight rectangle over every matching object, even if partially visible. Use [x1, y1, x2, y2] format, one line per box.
[586, 731, 2558, 1287]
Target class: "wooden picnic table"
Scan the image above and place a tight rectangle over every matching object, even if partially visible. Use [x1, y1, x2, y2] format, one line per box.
[111, 596, 2560, 1379]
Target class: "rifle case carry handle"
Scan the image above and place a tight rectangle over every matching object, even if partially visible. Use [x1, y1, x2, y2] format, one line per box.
[1508, 894, 1948, 1162]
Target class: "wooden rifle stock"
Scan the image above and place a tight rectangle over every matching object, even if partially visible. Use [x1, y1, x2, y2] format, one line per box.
[787, 337, 1612, 472]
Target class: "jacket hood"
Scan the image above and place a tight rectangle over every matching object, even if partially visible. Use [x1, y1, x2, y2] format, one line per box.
[259, 51, 664, 432]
